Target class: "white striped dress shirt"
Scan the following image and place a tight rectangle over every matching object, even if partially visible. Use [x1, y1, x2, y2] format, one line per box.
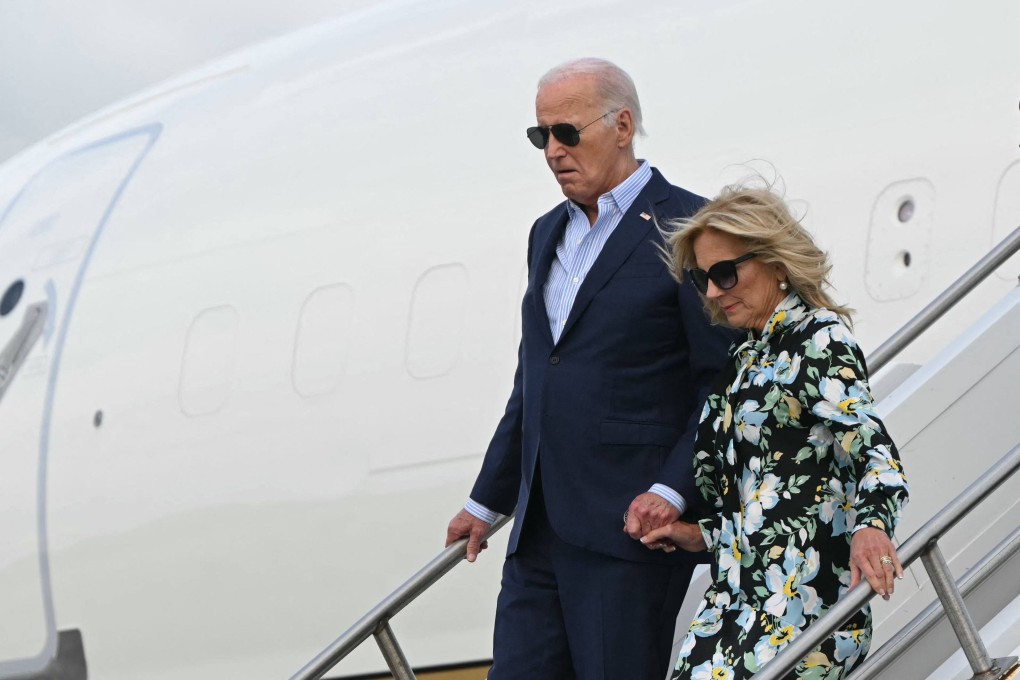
[466, 161, 687, 524]
[543, 160, 652, 342]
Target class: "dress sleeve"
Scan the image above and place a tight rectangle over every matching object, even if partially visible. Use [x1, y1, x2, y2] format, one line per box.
[692, 391, 731, 551]
[795, 319, 909, 538]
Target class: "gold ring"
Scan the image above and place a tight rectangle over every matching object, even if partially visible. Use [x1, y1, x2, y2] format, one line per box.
[880, 555, 894, 566]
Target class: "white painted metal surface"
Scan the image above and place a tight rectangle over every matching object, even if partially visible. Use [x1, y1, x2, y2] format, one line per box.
[0, 0, 1018, 677]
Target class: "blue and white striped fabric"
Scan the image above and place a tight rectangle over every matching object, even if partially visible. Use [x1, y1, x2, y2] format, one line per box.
[465, 160, 688, 525]
[543, 160, 652, 343]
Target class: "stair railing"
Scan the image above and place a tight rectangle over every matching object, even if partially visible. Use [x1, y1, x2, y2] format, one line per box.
[849, 524, 1020, 680]
[289, 515, 512, 680]
[753, 441, 1020, 680]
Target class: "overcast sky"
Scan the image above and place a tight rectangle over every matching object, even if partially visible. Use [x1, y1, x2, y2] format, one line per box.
[0, 0, 377, 162]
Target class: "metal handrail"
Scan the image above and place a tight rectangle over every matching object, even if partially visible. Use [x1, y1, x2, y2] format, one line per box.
[849, 525, 1020, 680]
[868, 224, 1020, 374]
[290, 514, 513, 680]
[753, 442, 1020, 680]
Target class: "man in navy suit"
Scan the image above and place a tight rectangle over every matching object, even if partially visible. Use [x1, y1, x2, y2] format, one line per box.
[445, 58, 735, 679]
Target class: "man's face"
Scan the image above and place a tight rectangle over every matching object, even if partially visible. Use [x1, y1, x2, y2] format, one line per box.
[535, 75, 627, 209]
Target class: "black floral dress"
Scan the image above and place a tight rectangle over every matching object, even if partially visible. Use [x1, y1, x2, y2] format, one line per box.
[672, 294, 909, 680]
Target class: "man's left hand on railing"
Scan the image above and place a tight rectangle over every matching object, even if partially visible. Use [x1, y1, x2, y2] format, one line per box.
[445, 509, 491, 563]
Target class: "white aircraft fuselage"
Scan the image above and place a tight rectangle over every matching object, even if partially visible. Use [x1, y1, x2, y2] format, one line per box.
[0, 1, 1017, 678]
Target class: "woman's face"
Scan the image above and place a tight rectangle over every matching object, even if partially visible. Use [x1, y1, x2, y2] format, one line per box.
[692, 229, 788, 331]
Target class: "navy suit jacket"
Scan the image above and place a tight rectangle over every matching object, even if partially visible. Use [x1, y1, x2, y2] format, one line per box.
[471, 168, 736, 564]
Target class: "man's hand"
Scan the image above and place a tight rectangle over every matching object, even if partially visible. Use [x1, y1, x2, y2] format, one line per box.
[623, 492, 680, 540]
[445, 509, 492, 563]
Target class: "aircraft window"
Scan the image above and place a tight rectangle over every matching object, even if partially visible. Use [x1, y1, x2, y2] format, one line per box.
[292, 284, 354, 397]
[897, 199, 915, 223]
[406, 263, 468, 379]
[1, 279, 24, 316]
[866, 180, 934, 302]
[179, 305, 240, 416]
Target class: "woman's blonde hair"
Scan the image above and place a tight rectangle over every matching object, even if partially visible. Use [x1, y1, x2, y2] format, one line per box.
[662, 183, 853, 327]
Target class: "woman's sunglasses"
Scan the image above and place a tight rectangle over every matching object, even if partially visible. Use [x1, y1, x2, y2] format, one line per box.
[526, 110, 618, 149]
[688, 252, 758, 295]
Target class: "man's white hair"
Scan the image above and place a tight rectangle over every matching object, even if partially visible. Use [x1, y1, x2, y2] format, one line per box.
[538, 57, 646, 137]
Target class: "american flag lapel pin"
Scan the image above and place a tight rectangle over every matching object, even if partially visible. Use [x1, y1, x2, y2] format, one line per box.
[639, 212, 652, 221]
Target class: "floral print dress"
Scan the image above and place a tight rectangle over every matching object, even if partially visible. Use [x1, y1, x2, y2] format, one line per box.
[672, 293, 909, 680]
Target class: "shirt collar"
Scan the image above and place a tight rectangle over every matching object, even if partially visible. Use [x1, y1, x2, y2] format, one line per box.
[565, 160, 652, 221]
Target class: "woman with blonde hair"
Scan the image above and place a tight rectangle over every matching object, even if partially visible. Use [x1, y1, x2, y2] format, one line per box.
[643, 185, 909, 679]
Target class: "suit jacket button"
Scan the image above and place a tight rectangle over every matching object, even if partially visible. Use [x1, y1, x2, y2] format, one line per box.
[549, 356, 560, 365]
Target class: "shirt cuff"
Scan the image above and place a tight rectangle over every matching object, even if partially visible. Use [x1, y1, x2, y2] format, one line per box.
[464, 498, 499, 525]
[649, 484, 687, 515]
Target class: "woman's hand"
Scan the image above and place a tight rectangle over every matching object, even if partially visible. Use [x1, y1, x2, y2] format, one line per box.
[849, 527, 905, 600]
[639, 520, 707, 553]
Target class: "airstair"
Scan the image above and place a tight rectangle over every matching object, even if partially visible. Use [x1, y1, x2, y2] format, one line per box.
[291, 226, 1020, 680]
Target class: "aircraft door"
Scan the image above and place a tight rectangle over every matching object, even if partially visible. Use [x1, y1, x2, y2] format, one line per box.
[0, 125, 160, 677]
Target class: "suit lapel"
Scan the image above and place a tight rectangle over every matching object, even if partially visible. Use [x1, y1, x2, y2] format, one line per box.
[530, 206, 568, 347]
[556, 171, 671, 345]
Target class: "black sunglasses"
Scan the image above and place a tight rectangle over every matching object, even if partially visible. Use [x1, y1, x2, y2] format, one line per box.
[526, 110, 618, 149]
[688, 252, 758, 295]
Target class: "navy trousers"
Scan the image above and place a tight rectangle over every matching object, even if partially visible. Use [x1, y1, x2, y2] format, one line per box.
[488, 478, 695, 680]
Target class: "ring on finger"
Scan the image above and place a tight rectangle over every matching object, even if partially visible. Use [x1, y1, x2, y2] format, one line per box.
[880, 555, 894, 566]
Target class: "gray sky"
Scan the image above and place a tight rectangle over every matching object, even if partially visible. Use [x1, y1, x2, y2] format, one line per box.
[0, 0, 375, 162]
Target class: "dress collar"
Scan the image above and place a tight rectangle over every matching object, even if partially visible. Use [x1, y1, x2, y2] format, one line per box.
[727, 293, 809, 395]
[750, 292, 810, 344]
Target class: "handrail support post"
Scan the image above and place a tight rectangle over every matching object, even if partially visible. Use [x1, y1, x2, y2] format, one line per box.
[919, 543, 994, 677]
[374, 621, 417, 680]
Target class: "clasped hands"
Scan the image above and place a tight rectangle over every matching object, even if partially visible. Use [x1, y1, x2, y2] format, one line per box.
[624, 497, 905, 601]
[625, 492, 707, 553]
